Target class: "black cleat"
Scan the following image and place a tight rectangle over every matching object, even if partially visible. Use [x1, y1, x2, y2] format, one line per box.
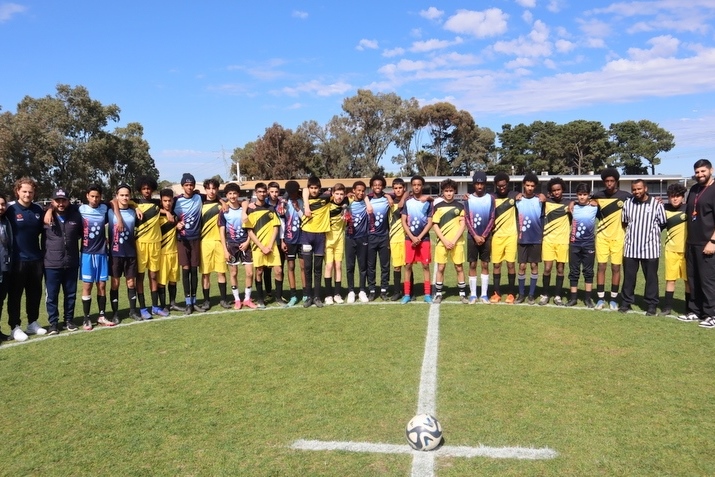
[219, 300, 233, 309]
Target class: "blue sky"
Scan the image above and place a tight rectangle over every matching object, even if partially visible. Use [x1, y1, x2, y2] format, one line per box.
[1, 0, 714, 182]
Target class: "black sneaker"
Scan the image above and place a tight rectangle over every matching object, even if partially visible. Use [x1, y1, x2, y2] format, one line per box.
[185, 304, 194, 315]
[129, 310, 142, 321]
[514, 294, 526, 304]
[380, 292, 389, 301]
[658, 307, 673, 316]
[65, 320, 78, 332]
[196, 301, 211, 312]
[565, 298, 578, 307]
[618, 305, 632, 313]
[274, 296, 288, 306]
[111, 313, 120, 325]
[47, 323, 59, 335]
[368, 291, 376, 302]
[0, 331, 10, 341]
[527, 296, 535, 305]
[645, 307, 657, 316]
[170, 302, 185, 312]
[219, 300, 232, 309]
[314, 298, 324, 308]
[390, 291, 402, 301]
[584, 298, 595, 309]
[303, 298, 313, 308]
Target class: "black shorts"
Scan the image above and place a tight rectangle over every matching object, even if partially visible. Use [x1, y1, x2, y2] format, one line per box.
[177, 238, 201, 268]
[110, 256, 138, 279]
[285, 242, 301, 260]
[518, 244, 542, 264]
[467, 237, 491, 263]
[226, 242, 253, 265]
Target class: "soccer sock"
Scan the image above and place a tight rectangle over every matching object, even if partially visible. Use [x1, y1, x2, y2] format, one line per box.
[518, 274, 526, 296]
[403, 278, 411, 297]
[423, 279, 431, 297]
[610, 285, 619, 300]
[555, 275, 564, 298]
[244, 286, 252, 301]
[393, 271, 402, 293]
[458, 281, 466, 297]
[202, 287, 210, 303]
[168, 283, 177, 304]
[313, 256, 324, 299]
[232, 286, 240, 301]
[137, 293, 146, 310]
[570, 290, 578, 300]
[324, 277, 333, 293]
[410, 274, 415, 297]
[685, 292, 691, 311]
[335, 281, 341, 297]
[597, 284, 605, 299]
[255, 279, 264, 301]
[508, 273, 516, 295]
[110, 289, 119, 313]
[218, 282, 227, 301]
[158, 288, 166, 308]
[264, 267, 272, 294]
[274, 279, 283, 301]
[493, 273, 501, 295]
[664, 291, 674, 309]
[469, 276, 477, 296]
[303, 254, 313, 298]
[435, 282, 444, 296]
[82, 296, 91, 318]
[481, 274, 489, 298]
[127, 287, 137, 313]
[529, 274, 538, 297]
[290, 287, 297, 298]
[98, 295, 106, 315]
[542, 273, 552, 296]
[190, 267, 199, 299]
[182, 269, 191, 302]
[151, 290, 159, 308]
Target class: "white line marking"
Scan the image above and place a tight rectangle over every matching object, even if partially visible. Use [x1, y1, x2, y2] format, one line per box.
[291, 440, 557, 460]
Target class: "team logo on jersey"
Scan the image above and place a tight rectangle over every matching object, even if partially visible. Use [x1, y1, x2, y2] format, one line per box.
[617, 200, 624, 207]
[509, 199, 515, 206]
[680, 213, 687, 220]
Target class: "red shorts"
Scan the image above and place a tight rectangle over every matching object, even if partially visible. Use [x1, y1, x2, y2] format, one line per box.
[405, 240, 431, 265]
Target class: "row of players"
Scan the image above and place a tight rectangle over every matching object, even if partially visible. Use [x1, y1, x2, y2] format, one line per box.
[0, 164, 695, 341]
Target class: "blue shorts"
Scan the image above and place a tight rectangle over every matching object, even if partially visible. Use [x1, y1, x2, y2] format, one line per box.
[300, 231, 326, 256]
[81, 253, 109, 283]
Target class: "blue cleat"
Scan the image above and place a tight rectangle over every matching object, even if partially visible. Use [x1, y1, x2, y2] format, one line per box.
[139, 308, 152, 320]
[609, 300, 618, 311]
[424, 295, 433, 304]
[152, 306, 169, 317]
[400, 295, 411, 305]
[286, 296, 298, 307]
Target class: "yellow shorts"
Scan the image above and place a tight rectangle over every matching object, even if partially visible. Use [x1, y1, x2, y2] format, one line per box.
[596, 236, 624, 265]
[325, 233, 345, 264]
[434, 239, 466, 265]
[664, 250, 686, 281]
[253, 244, 282, 268]
[136, 241, 161, 274]
[542, 242, 569, 263]
[390, 240, 405, 268]
[200, 240, 227, 274]
[491, 235, 517, 264]
[158, 252, 179, 286]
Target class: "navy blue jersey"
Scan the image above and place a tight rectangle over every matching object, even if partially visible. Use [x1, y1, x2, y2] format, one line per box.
[7, 202, 43, 262]
[108, 208, 137, 257]
[570, 204, 598, 245]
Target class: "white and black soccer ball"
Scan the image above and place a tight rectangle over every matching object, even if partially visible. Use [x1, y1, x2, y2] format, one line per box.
[405, 413, 443, 451]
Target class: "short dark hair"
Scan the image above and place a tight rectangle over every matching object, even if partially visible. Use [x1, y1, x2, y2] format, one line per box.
[547, 177, 565, 192]
[285, 180, 300, 195]
[494, 172, 510, 184]
[87, 184, 103, 195]
[352, 180, 367, 190]
[694, 159, 712, 170]
[134, 175, 158, 193]
[632, 178, 646, 187]
[410, 175, 425, 185]
[440, 178, 457, 191]
[267, 181, 280, 190]
[575, 182, 590, 194]
[667, 183, 687, 197]
[600, 167, 620, 182]
[255, 182, 267, 192]
[307, 176, 321, 188]
[370, 175, 386, 188]
[116, 183, 131, 194]
[523, 173, 539, 185]
[224, 183, 241, 194]
[203, 178, 220, 189]
[160, 188, 174, 199]
[392, 178, 405, 187]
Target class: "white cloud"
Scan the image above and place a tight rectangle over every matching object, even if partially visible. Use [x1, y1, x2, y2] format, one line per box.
[515, 0, 536, 8]
[543, 58, 557, 69]
[555, 39, 576, 53]
[207, 84, 250, 95]
[356, 39, 379, 51]
[379, 59, 430, 75]
[419, 7, 444, 21]
[410, 37, 463, 53]
[492, 20, 552, 57]
[547, 0, 564, 13]
[627, 35, 679, 61]
[444, 8, 509, 38]
[281, 80, 352, 97]
[522, 10, 533, 24]
[505, 57, 536, 69]
[292, 10, 308, 19]
[382, 47, 405, 58]
[0, 2, 26, 22]
[433, 52, 481, 67]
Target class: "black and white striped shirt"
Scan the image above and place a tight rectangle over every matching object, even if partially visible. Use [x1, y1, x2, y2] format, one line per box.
[622, 195, 666, 259]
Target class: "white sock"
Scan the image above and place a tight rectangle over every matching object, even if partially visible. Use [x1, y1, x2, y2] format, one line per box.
[480, 274, 490, 297]
[469, 276, 477, 296]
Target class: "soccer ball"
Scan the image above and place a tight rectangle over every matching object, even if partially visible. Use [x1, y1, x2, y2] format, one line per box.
[405, 414, 443, 451]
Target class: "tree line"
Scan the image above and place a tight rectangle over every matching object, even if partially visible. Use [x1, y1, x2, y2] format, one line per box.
[233, 89, 676, 180]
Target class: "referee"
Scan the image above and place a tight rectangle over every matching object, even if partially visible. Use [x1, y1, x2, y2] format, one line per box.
[619, 179, 666, 315]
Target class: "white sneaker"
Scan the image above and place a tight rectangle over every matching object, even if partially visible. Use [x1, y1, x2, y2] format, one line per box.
[333, 294, 344, 304]
[347, 291, 356, 304]
[358, 291, 369, 303]
[26, 321, 47, 335]
[11, 326, 28, 342]
[324, 296, 334, 305]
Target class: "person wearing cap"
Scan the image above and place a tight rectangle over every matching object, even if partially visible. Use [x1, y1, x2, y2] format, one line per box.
[463, 171, 495, 304]
[42, 187, 83, 334]
[172, 173, 203, 314]
[5, 177, 46, 341]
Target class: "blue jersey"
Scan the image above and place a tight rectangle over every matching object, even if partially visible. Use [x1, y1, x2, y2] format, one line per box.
[219, 206, 248, 244]
[108, 208, 137, 257]
[368, 193, 390, 237]
[570, 204, 598, 245]
[464, 193, 495, 238]
[347, 198, 369, 240]
[173, 193, 203, 240]
[402, 197, 433, 242]
[7, 202, 43, 262]
[283, 197, 303, 245]
[516, 196, 543, 244]
[79, 203, 109, 255]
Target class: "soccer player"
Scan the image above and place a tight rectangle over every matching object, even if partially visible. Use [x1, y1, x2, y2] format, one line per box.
[540, 177, 570, 306]
[301, 176, 332, 307]
[219, 182, 257, 309]
[157, 188, 182, 312]
[263, 181, 287, 303]
[173, 173, 203, 314]
[197, 178, 231, 310]
[108, 184, 140, 323]
[366, 175, 393, 301]
[515, 173, 545, 305]
[566, 183, 598, 307]
[282, 180, 306, 307]
[464, 171, 495, 304]
[134, 175, 169, 319]
[401, 175, 434, 304]
[388, 178, 409, 301]
[661, 183, 689, 317]
[245, 182, 283, 308]
[324, 183, 347, 305]
[490, 172, 519, 304]
[344, 181, 370, 304]
[593, 168, 632, 310]
[432, 179, 467, 304]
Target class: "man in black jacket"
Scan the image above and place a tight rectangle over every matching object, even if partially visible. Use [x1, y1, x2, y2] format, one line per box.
[43, 188, 83, 334]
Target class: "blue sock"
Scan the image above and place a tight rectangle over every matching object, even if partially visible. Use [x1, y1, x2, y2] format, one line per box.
[529, 274, 538, 297]
[518, 275, 526, 296]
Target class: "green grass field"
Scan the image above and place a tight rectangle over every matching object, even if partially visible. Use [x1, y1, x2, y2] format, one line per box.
[0, 252, 710, 476]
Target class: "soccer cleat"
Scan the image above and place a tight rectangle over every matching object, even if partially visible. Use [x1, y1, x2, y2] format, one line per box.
[184, 304, 194, 315]
[618, 305, 632, 313]
[489, 292, 501, 303]
[302, 296, 309, 303]
[514, 294, 525, 304]
[219, 300, 233, 309]
[274, 296, 289, 306]
[152, 306, 170, 317]
[460, 296, 469, 304]
[553, 296, 564, 306]
[82, 318, 93, 331]
[424, 295, 433, 304]
[347, 291, 356, 304]
[358, 291, 369, 303]
[98, 315, 115, 327]
[333, 294, 344, 304]
[242, 299, 258, 309]
[480, 295, 490, 304]
[468, 295, 477, 305]
[324, 296, 334, 306]
[390, 291, 402, 301]
[565, 298, 578, 307]
[645, 307, 657, 316]
[584, 297, 595, 309]
[285, 296, 298, 307]
[609, 300, 618, 311]
[234, 300, 242, 310]
[313, 298, 324, 308]
[110, 313, 120, 325]
[527, 296, 536, 305]
[368, 291, 376, 302]
[47, 323, 59, 336]
[256, 300, 266, 309]
[196, 301, 211, 312]
[129, 310, 142, 321]
[65, 320, 78, 332]
[400, 295, 411, 305]
[594, 299, 605, 310]
[26, 321, 47, 336]
[170, 302, 185, 312]
[505, 294, 515, 304]
[538, 295, 550, 306]
[303, 298, 312, 308]
[658, 307, 673, 316]
[677, 313, 700, 322]
[140, 309, 153, 320]
[699, 317, 715, 328]
[380, 291, 389, 301]
[433, 294, 442, 304]
[11, 326, 28, 342]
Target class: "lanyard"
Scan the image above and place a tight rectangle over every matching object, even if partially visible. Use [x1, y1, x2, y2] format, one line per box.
[692, 179, 714, 219]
